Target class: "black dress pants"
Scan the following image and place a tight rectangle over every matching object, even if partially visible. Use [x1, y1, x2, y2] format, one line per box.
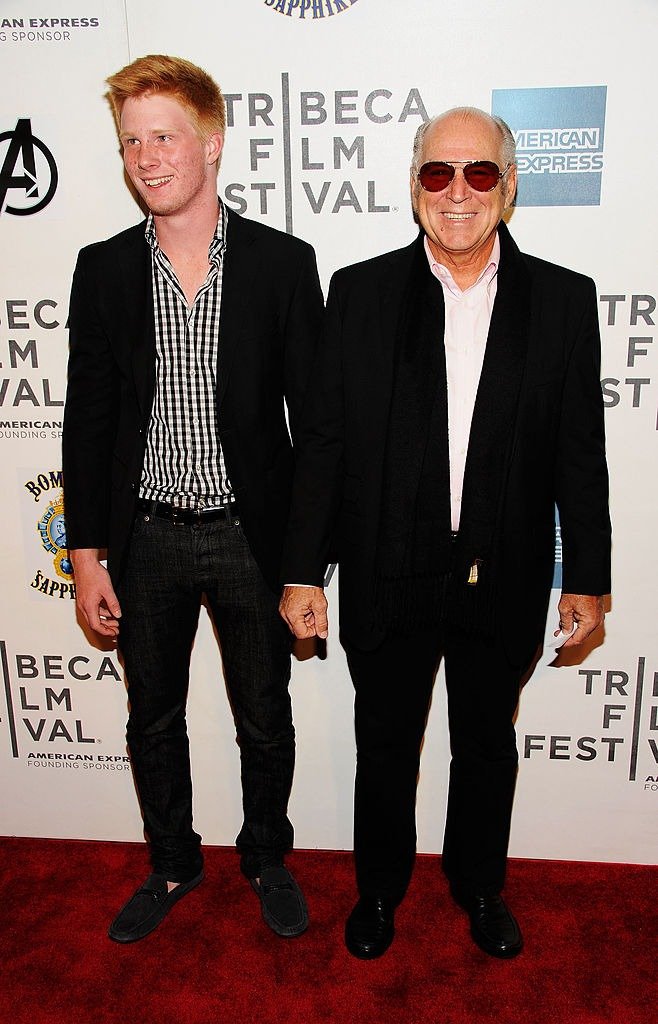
[345, 623, 523, 905]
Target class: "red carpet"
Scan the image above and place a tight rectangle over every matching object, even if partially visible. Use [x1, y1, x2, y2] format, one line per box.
[0, 838, 655, 1024]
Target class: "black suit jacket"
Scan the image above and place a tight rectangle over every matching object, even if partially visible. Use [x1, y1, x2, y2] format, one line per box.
[63, 208, 324, 593]
[282, 222, 611, 666]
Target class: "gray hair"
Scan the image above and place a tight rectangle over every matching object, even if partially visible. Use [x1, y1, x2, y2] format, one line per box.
[411, 107, 516, 175]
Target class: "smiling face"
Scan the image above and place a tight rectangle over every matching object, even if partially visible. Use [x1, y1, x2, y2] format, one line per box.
[119, 91, 223, 221]
[411, 110, 517, 283]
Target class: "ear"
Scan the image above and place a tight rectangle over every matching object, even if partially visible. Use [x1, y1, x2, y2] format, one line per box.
[409, 174, 418, 217]
[206, 132, 224, 168]
[503, 163, 518, 209]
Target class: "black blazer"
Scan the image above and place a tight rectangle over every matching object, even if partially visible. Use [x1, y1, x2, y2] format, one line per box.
[63, 208, 324, 593]
[282, 222, 611, 666]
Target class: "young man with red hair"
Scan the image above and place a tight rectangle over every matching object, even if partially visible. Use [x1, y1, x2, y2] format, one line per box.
[63, 55, 323, 944]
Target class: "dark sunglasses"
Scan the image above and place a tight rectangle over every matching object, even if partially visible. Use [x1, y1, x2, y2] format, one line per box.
[418, 160, 511, 193]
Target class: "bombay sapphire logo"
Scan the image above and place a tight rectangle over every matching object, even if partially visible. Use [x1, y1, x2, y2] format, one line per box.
[263, 0, 359, 19]
[491, 86, 607, 207]
[37, 491, 73, 582]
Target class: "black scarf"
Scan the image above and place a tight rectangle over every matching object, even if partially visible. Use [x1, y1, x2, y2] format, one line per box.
[374, 224, 531, 636]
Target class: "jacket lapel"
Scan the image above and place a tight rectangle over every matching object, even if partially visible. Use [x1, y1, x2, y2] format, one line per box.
[377, 233, 451, 577]
[460, 220, 532, 535]
[374, 235, 427, 412]
[117, 223, 155, 421]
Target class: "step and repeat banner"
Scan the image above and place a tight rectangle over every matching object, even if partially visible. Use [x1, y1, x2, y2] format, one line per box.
[1, 0, 656, 863]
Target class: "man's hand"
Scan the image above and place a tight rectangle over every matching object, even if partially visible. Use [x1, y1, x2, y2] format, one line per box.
[279, 585, 328, 640]
[555, 593, 604, 649]
[71, 549, 122, 638]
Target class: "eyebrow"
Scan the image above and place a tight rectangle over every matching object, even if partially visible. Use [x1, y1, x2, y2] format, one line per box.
[118, 127, 178, 141]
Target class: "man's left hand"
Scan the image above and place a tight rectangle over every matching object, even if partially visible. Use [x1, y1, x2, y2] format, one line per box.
[555, 593, 605, 648]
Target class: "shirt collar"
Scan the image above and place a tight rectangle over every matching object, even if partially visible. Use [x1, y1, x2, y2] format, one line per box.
[424, 231, 500, 297]
[145, 198, 227, 261]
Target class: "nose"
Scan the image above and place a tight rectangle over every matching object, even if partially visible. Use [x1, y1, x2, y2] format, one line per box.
[445, 167, 469, 203]
[136, 141, 159, 171]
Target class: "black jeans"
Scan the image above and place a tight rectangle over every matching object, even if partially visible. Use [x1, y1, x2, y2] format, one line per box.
[346, 624, 522, 906]
[117, 509, 295, 883]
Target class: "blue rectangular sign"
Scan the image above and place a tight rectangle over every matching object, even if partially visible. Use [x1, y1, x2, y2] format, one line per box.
[492, 86, 607, 207]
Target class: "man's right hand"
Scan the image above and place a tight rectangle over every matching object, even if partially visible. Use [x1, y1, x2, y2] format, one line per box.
[279, 585, 328, 640]
[70, 549, 122, 638]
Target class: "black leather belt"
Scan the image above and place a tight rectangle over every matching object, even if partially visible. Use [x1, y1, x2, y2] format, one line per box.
[136, 498, 238, 526]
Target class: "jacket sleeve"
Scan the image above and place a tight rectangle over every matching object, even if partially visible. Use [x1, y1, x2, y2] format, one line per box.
[282, 241, 325, 444]
[282, 271, 346, 586]
[62, 248, 119, 550]
[555, 276, 611, 595]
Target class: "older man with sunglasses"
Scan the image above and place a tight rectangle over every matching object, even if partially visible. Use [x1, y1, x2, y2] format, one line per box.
[280, 107, 610, 959]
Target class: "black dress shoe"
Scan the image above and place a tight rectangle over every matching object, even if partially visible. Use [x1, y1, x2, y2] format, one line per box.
[345, 897, 395, 959]
[249, 865, 309, 937]
[108, 871, 204, 943]
[455, 891, 523, 958]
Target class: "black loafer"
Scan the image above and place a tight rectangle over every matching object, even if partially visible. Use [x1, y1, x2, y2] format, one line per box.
[455, 891, 523, 958]
[108, 871, 204, 943]
[345, 897, 395, 959]
[250, 865, 308, 937]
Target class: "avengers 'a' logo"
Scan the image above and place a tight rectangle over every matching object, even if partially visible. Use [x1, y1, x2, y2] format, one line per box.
[0, 118, 58, 215]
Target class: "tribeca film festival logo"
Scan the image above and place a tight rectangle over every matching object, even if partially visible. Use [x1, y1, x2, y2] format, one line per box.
[0, 15, 100, 43]
[598, 293, 657, 431]
[0, 638, 129, 770]
[263, 0, 359, 19]
[0, 119, 57, 216]
[0, 295, 65, 437]
[23, 470, 75, 600]
[523, 657, 658, 794]
[491, 86, 607, 207]
[222, 77, 427, 231]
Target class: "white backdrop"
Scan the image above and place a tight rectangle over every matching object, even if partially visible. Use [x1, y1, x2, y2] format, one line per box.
[1, 0, 656, 864]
